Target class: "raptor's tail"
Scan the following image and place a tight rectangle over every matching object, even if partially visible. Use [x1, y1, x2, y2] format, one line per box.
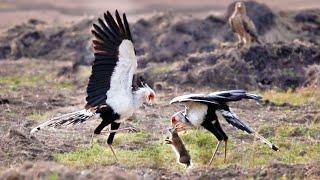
[30, 109, 95, 134]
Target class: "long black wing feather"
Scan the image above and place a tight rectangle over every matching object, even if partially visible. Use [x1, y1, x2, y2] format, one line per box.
[170, 90, 262, 105]
[86, 10, 133, 107]
[219, 109, 254, 133]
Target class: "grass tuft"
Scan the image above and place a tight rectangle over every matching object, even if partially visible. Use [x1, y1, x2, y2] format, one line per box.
[151, 62, 179, 74]
[48, 172, 59, 180]
[262, 87, 320, 107]
[26, 111, 49, 121]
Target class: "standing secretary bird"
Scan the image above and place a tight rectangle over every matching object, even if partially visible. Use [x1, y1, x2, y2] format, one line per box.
[170, 90, 278, 166]
[30, 11, 156, 161]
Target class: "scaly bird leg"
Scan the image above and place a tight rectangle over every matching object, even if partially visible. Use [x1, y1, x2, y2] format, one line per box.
[208, 140, 222, 166]
[90, 133, 95, 148]
[108, 144, 118, 162]
[90, 133, 101, 148]
[224, 140, 228, 163]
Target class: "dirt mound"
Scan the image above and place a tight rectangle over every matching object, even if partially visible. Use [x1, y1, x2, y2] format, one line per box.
[156, 42, 320, 90]
[0, 18, 93, 64]
[0, 128, 52, 165]
[0, 1, 319, 90]
[0, 126, 74, 167]
[304, 64, 320, 87]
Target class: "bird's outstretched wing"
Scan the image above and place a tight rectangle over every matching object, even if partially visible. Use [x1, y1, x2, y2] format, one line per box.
[86, 10, 136, 107]
[242, 16, 260, 43]
[170, 90, 262, 105]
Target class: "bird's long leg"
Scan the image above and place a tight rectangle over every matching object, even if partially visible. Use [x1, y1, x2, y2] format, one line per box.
[237, 34, 244, 47]
[208, 140, 222, 166]
[106, 122, 121, 162]
[90, 133, 95, 148]
[108, 144, 118, 162]
[224, 140, 227, 162]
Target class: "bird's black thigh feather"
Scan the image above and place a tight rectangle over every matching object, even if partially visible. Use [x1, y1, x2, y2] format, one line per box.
[202, 120, 228, 141]
[94, 106, 120, 134]
[107, 122, 120, 144]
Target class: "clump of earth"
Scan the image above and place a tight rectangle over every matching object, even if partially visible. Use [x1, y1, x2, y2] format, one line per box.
[0, 1, 319, 90]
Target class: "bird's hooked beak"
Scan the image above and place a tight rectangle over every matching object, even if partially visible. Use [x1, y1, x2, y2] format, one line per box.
[171, 113, 188, 132]
[147, 92, 155, 106]
[235, 2, 246, 13]
[236, 2, 242, 8]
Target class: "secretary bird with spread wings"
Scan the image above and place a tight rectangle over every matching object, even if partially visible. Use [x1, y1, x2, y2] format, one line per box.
[170, 90, 278, 166]
[31, 11, 156, 161]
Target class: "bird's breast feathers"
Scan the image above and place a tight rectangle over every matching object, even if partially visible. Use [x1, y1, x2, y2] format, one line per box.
[106, 93, 134, 117]
[186, 103, 208, 127]
[231, 16, 245, 34]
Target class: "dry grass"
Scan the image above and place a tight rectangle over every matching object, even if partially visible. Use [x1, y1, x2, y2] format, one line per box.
[262, 87, 320, 107]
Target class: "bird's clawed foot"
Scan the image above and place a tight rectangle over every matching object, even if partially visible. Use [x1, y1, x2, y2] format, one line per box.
[123, 126, 138, 133]
[100, 127, 138, 135]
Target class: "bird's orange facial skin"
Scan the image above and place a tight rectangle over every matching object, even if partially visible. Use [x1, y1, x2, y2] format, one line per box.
[171, 116, 178, 126]
[171, 116, 187, 132]
[148, 92, 155, 101]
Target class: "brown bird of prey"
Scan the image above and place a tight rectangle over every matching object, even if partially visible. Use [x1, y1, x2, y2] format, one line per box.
[229, 2, 261, 46]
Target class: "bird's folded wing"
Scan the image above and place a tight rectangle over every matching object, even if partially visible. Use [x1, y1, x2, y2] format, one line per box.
[219, 109, 254, 134]
[207, 90, 262, 102]
[169, 94, 217, 104]
[228, 18, 237, 33]
[86, 10, 136, 107]
[242, 16, 259, 40]
[170, 90, 262, 105]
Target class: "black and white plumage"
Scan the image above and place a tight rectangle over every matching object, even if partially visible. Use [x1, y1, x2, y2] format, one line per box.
[31, 11, 156, 159]
[170, 90, 278, 165]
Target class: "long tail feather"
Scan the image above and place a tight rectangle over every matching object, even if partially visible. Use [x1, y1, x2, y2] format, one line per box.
[220, 109, 278, 151]
[30, 109, 95, 134]
[253, 132, 279, 151]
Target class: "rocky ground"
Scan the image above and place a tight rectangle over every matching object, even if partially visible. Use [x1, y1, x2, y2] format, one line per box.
[0, 1, 319, 179]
